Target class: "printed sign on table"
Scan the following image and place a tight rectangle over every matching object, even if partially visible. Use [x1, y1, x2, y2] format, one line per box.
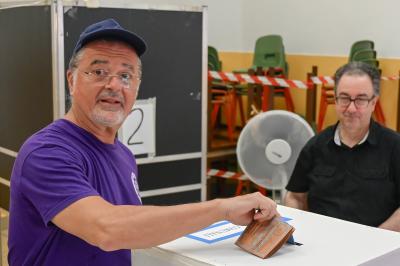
[186, 217, 293, 244]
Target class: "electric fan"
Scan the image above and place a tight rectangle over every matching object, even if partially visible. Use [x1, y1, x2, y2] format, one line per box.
[237, 110, 315, 194]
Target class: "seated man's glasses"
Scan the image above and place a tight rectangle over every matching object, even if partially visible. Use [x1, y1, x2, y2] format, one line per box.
[82, 69, 140, 90]
[335, 95, 375, 108]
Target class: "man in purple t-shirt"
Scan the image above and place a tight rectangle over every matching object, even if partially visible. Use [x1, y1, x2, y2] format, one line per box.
[8, 19, 279, 266]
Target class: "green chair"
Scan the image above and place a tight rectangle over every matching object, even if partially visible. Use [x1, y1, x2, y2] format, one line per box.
[208, 46, 218, 58]
[349, 40, 374, 61]
[208, 46, 222, 71]
[233, 35, 293, 114]
[235, 35, 288, 77]
[351, 49, 376, 62]
[208, 53, 221, 71]
[253, 35, 287, 75]
[358, 58, 379, 68]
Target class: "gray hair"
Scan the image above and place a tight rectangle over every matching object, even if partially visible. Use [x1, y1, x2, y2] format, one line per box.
[68, 47, 86, 72]
[334, 61, 380, 96]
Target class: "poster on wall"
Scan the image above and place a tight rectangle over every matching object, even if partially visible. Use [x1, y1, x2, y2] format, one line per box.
[120, 98, 156, 157]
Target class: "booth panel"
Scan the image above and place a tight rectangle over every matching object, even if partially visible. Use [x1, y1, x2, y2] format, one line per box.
[0, 6, 53, 210]
[138, 159, 201, 191]
[142, 189, 201, 205]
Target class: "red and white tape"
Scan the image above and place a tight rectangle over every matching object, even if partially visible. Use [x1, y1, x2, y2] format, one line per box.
[207, 169, 248, 181]
[311, 75, 400, 85]
[310, 76, 335, 85]
[381, 76, 400, 81]
[208, 71, 310, 89]
[209, 71, 399, 89]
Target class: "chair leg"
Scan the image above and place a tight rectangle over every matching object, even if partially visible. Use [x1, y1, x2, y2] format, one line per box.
[318, 92, 328, 132]
[211, 103, 221, 130]
[374, 100, 385, 125]
[230, 90, 237, 138]
[224, 94, 234, 142]
[257, 186, 267, 196]
[237, 94, 246, 127]
[262, 85, 271, 111]
[235, 180, 244, 196]
[283, 88, 295, 112]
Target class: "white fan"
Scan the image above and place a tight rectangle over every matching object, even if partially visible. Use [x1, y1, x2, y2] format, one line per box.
[237, 110, 315, 194]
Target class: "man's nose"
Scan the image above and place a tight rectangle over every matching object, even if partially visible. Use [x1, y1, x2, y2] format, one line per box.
[346, 101, 357, 112]
[105, 75, 123, 90]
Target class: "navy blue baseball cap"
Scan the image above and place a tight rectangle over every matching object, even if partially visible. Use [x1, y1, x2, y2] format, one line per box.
[72, 18, 147, 56]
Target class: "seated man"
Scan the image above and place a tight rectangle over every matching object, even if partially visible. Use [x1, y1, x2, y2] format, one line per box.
[285, 61, 400, 232]
[8, 19, 278, 266]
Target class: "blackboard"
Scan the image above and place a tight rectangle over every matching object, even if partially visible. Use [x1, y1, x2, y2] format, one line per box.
[0, 6, 53, 209]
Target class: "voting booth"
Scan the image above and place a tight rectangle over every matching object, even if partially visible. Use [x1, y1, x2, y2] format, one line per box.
[133, 205, 400, 266]
[0, 1, 207, 209]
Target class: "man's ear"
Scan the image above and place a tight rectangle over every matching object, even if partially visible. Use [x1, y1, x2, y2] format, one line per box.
[135, 80, 141, 98]
[66, 70, 75, 95]
[371, 95, 379, 109]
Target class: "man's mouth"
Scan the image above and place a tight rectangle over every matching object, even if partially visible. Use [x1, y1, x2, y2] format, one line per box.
[98, 97, 124, 110]
[100, 98, 121, 105]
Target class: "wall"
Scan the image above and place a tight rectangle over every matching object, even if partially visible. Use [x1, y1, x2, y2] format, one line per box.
[206, 0, 400, 57]
[2, 0, 400, 57]
[204, 0, 400, 130]
[2, 0, 399, 130]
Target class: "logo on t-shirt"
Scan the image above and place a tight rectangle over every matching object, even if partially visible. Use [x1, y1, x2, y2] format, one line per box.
[131, 172, 142, 204]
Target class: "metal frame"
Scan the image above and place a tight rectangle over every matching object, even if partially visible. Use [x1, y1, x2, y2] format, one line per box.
[62, 0, 203, 12]
[51, 0, 66, 120]
[201, 5, 208, 201]
[0, 208, 2, 266]
[136, 152, 201, 165]
[140, 184, 202, 198]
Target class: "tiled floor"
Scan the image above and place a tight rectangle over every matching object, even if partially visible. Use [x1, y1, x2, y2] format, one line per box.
[1, 208, 9, 266]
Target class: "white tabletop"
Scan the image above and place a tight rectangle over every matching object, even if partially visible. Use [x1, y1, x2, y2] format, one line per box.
[133, 205, 400, 266]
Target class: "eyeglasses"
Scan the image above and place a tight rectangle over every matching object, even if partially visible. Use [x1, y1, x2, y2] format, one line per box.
[335, 95, 375, 108]
[82, 69, 140, 90]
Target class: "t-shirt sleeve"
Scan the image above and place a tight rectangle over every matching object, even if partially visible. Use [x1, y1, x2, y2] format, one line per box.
[19, 146, 99, 226]
[285, 138, 315, 192]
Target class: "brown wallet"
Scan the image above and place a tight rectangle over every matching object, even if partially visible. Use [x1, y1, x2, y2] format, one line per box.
[235, 217, 295, 259]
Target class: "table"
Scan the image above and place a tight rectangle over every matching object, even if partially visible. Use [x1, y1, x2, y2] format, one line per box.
[132, 205, 400, 266]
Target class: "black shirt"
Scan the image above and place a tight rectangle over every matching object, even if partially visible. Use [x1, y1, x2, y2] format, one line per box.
[286, 120, 400, 227]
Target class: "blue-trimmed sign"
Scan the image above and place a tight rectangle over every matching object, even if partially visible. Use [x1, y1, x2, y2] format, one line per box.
[186, 217, 293, 244]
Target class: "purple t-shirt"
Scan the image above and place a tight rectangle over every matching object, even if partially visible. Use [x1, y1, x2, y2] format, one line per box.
[8, 119, 142, 266]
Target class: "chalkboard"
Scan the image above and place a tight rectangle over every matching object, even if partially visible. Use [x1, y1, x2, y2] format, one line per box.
[0, 6, 53, 209]
[63, 6, 203, 156]
[0, 6, 53, 152]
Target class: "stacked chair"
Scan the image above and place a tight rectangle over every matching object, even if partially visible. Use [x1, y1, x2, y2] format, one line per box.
[349, 40, 384, 124]
[208, 46, 245, 143]
[318, 40, 384, 132]
[252, 35, 289, 77]
[349, 40, 379, 67]
[236, 35, 293, 114]
[208, 46, 222, 71]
